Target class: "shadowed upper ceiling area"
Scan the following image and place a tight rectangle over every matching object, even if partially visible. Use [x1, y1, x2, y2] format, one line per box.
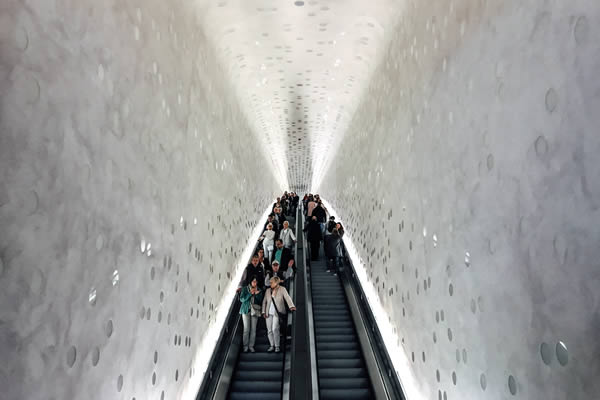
[198, 0, 401, 191]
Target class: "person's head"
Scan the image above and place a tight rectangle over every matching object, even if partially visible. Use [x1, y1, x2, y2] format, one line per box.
[268, 214, 274, 221]
[283, 221, 289, 229]
[271, 260, 280, 272]
[249, 275, 258, 288]
[267, 223, 273, 230]
[330, 216, 336, 221]
[276, 239, 284, 249]
[258, 248, 265, 259]
[251, 255, 259, 266]
[336, 222, 343, 230]
[270, 276, 281, 289]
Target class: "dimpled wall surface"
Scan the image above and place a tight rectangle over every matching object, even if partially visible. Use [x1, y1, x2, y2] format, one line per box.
[319, 0, 600, 399]
[0, 1, 280, 399]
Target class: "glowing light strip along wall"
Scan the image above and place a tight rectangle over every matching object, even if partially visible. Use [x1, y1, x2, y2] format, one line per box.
[182, 203, 274, 400]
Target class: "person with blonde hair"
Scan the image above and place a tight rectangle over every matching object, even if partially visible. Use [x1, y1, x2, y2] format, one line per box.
[262, 276, 295, 353]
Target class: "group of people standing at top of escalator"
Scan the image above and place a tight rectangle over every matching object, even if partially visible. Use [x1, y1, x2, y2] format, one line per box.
[236, 192, 299, 354]
[302, 193, 345, 275]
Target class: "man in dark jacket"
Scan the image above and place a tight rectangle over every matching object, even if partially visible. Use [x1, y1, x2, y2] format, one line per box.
[273, 207, 287, 229]
[238, 254, 266, 290]
[312, 202, 327, 236]
[326, 216, 336, 233]
[273, 239, 295, 273]
[324, 229, 343, 274]
[305, 216, 323, 260]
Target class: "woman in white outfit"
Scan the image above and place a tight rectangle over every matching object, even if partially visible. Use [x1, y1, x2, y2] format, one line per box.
[279, 220, 296, 250]
[261, 223, 276, 261]
[262, 276, 295, 352]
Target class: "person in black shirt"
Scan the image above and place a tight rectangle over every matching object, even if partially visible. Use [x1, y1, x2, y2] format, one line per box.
[238, 254, 265, 291]
[305, 216, 323, 260]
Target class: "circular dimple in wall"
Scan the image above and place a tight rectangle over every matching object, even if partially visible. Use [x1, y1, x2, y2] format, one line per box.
[117, 374, 123, 392]
[540, 342, 553, 365]
[508, 375, 517, 395]
[106, 320, 113, 338]
[92, 347, 100, 366]
[66, 346, 77, 367]
[545, 88, 558, 112]
[480, 373, 487, 390]
[556, 341, 569, 366]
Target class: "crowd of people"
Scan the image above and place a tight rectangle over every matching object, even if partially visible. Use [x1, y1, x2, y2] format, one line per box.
[302, 194, 344, 274]
[236, 192, 346, 354]
[237, 192, 299, 353]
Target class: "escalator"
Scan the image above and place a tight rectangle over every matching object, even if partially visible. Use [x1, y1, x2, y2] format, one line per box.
[225, 214, 297, 400]
[310, 259, 373, 400]
[197, 203, 405, 400]
[227, 316, 284, 399]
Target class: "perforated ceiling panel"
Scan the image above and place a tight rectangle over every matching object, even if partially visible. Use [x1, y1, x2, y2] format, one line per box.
[199, 0, 401, 191]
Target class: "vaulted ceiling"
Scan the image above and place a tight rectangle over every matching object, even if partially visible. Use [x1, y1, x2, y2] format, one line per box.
[198, 0, 401, 191]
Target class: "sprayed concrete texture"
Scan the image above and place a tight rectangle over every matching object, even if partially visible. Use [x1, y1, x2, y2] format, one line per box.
[0, 1, 279, 399]
[320, 0, 600, 399]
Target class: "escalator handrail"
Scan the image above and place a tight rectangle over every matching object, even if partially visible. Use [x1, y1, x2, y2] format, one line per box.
[281, 205, 299, 400]
[301, 207, 320, 400]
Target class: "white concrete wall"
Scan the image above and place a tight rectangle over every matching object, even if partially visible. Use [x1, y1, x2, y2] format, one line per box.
[319, 0, 600, 399]
[0, 1, 279, 399]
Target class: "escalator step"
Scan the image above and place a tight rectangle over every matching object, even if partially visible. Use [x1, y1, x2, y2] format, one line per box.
[316, 334, 358, 343]
[230, 379, 281, 393]
[318, 358, 365, 368]
[317, 341, 360, 351]
[238, 352, 283, 362]
[315, 327, 355, 335]
[314, 321, 354, 328]
[229, 391, 282, 400]
[318, 368, 367, 378]
[320, 377, 371, 389]
[234, 370, 282, 381]
[237, 361, 282, 371]
[319, 388, 372, 400]
[317, 350, 362, 360]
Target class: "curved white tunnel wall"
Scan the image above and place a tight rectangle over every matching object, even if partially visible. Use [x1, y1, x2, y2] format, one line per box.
[0, 1, 279, 399]
[320, 0, 600, 399]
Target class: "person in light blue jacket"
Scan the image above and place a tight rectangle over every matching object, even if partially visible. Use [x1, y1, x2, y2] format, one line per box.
[239, 275, 263, 353]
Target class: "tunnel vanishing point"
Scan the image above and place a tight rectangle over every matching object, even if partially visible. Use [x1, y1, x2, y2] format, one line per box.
[0, 0, 599, 399]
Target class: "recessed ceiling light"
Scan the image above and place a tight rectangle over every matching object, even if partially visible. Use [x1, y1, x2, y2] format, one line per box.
[294, 1, 304, 6]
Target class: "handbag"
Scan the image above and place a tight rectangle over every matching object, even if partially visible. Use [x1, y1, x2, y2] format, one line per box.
[250, 294, 262, 317]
